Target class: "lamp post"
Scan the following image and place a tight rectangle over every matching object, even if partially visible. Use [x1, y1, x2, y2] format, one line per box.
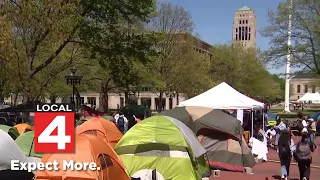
[65, 67, 83, 110]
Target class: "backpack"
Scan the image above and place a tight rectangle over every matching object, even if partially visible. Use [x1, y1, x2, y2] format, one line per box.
[297, 120, 304, 132]
[278, 143, 290, 158]
[117, 116, 125, 128]
[294, 141, 312, 161]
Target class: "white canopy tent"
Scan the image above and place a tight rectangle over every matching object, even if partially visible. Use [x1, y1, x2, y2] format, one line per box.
[297, 92, 320, 103]
[179, 82, 264, 109]
[179, 82, 265, 138]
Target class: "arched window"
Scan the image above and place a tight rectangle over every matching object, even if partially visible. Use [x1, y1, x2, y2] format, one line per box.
[99, 154, 113, 169]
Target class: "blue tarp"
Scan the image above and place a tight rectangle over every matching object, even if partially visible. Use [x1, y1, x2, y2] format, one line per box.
[267, 112, 279, 121]
[311, 112, 320, 121]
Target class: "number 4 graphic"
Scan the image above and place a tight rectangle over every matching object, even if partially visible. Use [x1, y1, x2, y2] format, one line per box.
[38, 116, 71, 150]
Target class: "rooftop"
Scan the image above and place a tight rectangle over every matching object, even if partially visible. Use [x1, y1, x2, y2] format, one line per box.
[292, 72, 320, 79]
[238, 6, 251, 11]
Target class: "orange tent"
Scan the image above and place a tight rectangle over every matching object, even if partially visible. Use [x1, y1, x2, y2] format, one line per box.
[14, 123, 33, 134]
[76, 117, 122, 148]
[36, 134, 130, 180]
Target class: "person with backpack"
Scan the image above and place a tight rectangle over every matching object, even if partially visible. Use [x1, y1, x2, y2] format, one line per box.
[115, 112, 128, 134]
[294, 128, 314, 180]
[307, 117, 317, 149]
[278, 129, 295, 180]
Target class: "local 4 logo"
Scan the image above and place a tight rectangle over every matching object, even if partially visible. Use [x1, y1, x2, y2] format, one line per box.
[34, 103, 75, 153]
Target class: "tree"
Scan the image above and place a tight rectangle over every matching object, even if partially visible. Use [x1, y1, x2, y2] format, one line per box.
[261, 0, 320, 73]
[1, 0, 157, 102]
[146, 2, 194, 112]
[210, 44, 283, 102]
[170, 37, 214, 98]
[0, 13, 15, 104]
[79, 0, 159, 108]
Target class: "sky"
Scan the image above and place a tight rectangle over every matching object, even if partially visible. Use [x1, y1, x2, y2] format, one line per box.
[159, 0, 287, 74]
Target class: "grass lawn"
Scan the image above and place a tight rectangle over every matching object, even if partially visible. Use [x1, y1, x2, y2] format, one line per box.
[270, 109, 319, 115]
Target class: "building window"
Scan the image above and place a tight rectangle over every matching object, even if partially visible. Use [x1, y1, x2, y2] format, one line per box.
[245, 26, 248, 40]
[141, 86, 152, 92]
[72, 97, 84, 106]
[239, 20, 241, 24]
[120, 97, 124, 108]
[242, 20, 245, 24]
[246, 20, 248, 24]
[297, 85, 301, 93]
[304, 85, 308, 93]
[87, 97, 96, 105]
[236, 28, 238, 32]
[169, 98, 173, 109]
[141, 98, 151, 108]
[248, 27, 251, 40]
[312, 85, 316, 93]
[242, 27, 245, 40]
[155, 98, 166, 111]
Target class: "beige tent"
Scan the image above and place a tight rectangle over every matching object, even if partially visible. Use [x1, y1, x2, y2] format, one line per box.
[160, 106, 255, 172]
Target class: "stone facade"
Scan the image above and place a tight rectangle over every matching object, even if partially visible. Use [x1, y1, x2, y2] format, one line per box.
[3, 92, 186, 111]
[232, 6, 256, 49]
[290, 74, 320, 101]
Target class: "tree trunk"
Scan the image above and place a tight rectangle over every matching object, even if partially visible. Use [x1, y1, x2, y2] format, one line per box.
[49, 94, 57, 103]
[124, 91, 129, 105]
[0, 91, 3, 105]
[0, 81, 4, 105]
[13, 93, 18, 105]
[176, 92, 179, 105]
[158, 91, 163, 113]
[100, 91, 109, 113]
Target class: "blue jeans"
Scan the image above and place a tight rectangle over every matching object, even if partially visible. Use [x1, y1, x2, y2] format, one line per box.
[310, 132, 317, 149]
[280, 157, 291, 177]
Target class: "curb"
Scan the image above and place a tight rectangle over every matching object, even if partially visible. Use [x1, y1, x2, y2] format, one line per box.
[268, 159, 320, 169]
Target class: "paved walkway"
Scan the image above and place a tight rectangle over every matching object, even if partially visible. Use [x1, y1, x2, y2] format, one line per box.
[210, 136, 320, 179]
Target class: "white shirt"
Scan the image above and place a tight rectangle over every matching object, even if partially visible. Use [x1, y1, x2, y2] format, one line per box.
[266, 129, 276, 136]
[115, 115, 128, 125]
[302, 120, 308, 127]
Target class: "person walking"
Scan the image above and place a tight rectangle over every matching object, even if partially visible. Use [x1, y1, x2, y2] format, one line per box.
[278, 129, 295, 180]
[294, 128, 314, 180]
[308, 117, 317, 149]
[115, 112, 128, 134]
[275, 118, 287, 148]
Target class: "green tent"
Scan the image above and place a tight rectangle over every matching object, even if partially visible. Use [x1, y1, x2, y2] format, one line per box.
[75, 119, 87, 126]
[101, 115, 114, 121]
[15, 131, 43, 158]
[0, 125, 20, 140]
[76, 116, 114, 127]
[114, 116, 209, 180]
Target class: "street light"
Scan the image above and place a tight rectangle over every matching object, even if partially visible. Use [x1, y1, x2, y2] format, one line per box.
[65, 67, 83, 109]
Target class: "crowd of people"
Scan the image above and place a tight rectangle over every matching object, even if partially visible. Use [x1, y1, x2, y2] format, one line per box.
[253, 112, 317, 180]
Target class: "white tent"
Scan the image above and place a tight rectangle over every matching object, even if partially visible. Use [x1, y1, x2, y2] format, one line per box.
[179, 82, 264, 109]
[0, 129, 29, 170]
[298, 92, 320, 103]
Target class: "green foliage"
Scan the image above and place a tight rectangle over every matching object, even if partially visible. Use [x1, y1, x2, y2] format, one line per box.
[210, 44, 283, 102]
[0, 0, 158, 102]
[261, 0, 320, 73]
[0, 0, 290, 109]
[146, 2, 194, 92]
